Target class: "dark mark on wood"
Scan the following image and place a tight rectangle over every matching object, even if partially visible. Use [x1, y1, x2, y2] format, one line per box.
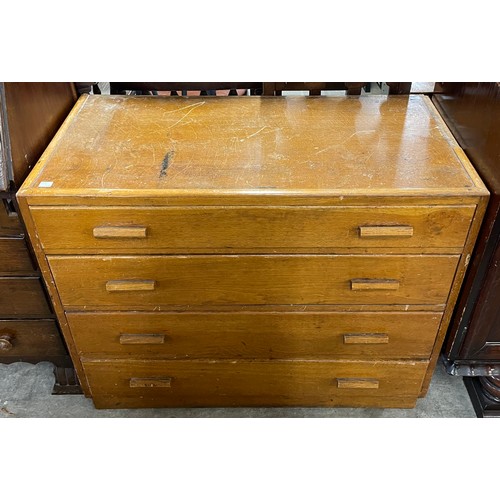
[160, 150, 174, 177]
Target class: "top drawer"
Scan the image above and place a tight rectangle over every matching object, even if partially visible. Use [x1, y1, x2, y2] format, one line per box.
[30, 205, 475, 254]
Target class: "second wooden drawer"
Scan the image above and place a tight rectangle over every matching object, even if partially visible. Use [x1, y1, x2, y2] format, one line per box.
[49, 254, 460, 308]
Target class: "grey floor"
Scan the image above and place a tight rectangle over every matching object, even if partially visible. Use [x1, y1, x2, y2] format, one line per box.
[0, 358, 476, 418]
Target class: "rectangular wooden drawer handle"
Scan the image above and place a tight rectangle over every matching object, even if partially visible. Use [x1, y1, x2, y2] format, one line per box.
[343, 333, 389, 344]
[106, 280, 156, 292]
[120, 334, 166, 345]
[93, 226, 147, 239]
[359, 225, 413, 238]
[337, 378, 379, 389]
[350, 279, 400, 291]
[129, 377, 172, 388]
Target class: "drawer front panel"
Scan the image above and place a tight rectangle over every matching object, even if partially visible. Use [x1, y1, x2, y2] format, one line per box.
[30, 205, 475, 253]
[68, 311, 442, 359]
[0, 319, 66, 357]
[83, 359, 428, 408]
[49, 255, 460, 308]
[0, 237, 36, 274]
[0, 278, 52, 316]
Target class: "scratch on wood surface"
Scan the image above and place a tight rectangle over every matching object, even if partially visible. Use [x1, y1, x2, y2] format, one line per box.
[160, 150, 174, 177]
[167, 163, 191, 181]
[341, 129, 376, 142]
[240, 125, 278, 142]
[314, 145, 336, 155]
[246, 126, 268, 139]
[314, 130, 377, 156]
[100, 165, 113, 187]
[148, 144, 157, 166]
[166, 101, 205, 130]
[163, 101, 207, 115]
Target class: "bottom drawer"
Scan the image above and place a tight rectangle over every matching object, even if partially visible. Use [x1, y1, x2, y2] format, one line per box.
[0, 319, 67, 360]
[83, 359, 428, 409]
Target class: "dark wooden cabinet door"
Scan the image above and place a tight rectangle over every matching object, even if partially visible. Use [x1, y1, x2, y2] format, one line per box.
[460, 233, 500, 359]
[0, 83, 77, 388]
[433, 83, 500, 416]
[0, 82, 77, 190]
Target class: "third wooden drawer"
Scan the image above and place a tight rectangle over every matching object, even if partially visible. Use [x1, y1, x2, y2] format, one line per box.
[68, 311, 442, 360]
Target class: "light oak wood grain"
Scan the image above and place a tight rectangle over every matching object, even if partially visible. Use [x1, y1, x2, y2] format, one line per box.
[359, 225, 413, 238]
[48, 254, 459, 308]
[129, 377, 171, 388]
[30, 205, 475, 254]
[350, 279, 400, 291]
[83, 359, 428, 409]
[119, 334, 166, 345]
[67, 311, 442, 360]
[420, 195, 490, 395]
[16, 95, 489, 408]
[15, 191, 91, 395]
[17, 96, 484, 197]
[105, 280, 155, 292]
[20, 193, 488, 208]
[337, 378, 380, 389]
[343, 333, 389, 344]
[93, 226, 147, 239]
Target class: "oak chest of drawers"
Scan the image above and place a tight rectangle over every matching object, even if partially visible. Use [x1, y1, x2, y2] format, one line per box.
[17, 94, 488, 409]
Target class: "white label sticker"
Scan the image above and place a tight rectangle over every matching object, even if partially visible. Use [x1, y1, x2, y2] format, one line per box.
[38, 181, 53, 188]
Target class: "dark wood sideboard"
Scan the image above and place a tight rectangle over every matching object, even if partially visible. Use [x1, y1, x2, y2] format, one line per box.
[0, 82, 80, 392]
[434, 82, 500, 417]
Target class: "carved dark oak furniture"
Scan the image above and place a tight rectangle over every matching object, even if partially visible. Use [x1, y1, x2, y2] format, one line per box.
[0, 82, 79, 392]
[434, 82, 500, 417]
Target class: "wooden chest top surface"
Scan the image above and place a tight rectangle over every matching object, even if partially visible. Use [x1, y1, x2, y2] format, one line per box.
[19, 94, 487, 203]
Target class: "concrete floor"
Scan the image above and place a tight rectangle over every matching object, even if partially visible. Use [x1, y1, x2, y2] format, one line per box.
[0, 359, 476, 417]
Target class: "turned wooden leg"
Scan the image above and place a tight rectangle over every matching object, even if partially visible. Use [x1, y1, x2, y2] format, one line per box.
[52, 367, 83, 395]
[479, 375, 500, 402]
[464, 375, 500, 417]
